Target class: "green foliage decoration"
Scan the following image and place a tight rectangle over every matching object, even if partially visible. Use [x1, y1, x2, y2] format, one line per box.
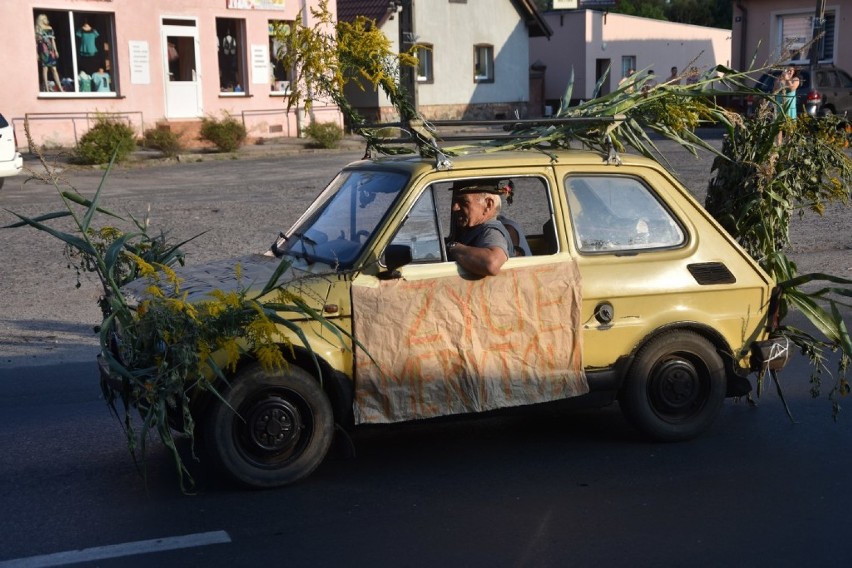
[274, 0, 419, 136]
[705, 103, 852, 414]
[4, 141, 349, 491]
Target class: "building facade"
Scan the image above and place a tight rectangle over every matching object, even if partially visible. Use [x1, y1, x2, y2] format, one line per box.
[731, 0, 851, 71]
[4, 1, 341, 150]
[337, 0, 551, 123]
[530, 9, 732, 108]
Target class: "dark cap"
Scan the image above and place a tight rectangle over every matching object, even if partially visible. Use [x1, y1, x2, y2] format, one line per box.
[451, 179, 514, 204]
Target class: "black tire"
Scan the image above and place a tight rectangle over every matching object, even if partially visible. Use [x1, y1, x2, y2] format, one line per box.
[618, 330, 726, 442]
[204, 362, 334, 488]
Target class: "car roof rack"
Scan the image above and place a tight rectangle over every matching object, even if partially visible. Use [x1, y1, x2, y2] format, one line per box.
[356, 116, 627, 170]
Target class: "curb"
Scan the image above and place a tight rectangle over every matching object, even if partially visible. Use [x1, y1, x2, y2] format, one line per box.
[21, 137, 366, 170]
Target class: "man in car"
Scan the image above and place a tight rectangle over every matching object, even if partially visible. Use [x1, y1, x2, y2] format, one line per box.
[446, 181, 512, 277]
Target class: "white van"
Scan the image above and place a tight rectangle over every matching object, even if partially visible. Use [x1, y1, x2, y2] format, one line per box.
[0, 113, 23, 190]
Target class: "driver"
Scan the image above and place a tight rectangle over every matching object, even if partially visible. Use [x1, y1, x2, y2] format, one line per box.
[446, 180, 512, 277]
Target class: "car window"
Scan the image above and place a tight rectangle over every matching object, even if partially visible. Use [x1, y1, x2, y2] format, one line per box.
[389, 175, 556, 262]
[837, 70, 852, 88]
[280, 169, 408, 268]
[389, 187, 442, 263]
[436, 176, 555, 256]
[565, 175, 685, 253]
[817, 71, 834, 88]
[0, 113, 9, 129]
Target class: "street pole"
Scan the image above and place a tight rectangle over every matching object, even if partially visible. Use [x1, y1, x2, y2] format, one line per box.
[808, 0, 826, 80]
[397, 0, 417, 124]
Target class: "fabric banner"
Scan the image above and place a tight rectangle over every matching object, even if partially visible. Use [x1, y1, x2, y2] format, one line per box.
[352, 262, 587, 424]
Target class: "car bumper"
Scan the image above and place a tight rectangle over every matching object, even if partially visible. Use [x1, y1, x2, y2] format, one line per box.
[0, 152, 23, 177]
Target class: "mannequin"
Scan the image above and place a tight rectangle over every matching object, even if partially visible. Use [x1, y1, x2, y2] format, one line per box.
[222, 31, 236, 56]
[35, 14, 63, 92]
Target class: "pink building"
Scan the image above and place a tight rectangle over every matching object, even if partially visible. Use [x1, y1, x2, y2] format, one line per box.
[3, 1, 341, 150]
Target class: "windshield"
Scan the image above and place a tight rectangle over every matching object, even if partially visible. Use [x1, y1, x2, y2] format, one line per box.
[279, 169, 410, 269]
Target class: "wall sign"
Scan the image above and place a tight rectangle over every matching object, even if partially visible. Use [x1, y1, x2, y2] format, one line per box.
[226, 0, 286, 10]
[128, 41, 150, 84]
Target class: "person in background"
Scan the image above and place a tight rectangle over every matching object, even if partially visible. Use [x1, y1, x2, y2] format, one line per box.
[773, 66, 800, 144]
[667, 66, 681, 85]
[774, 66, 800, 119]
[618, 68, 636, 92]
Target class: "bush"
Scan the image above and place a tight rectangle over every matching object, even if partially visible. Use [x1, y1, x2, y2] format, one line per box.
[74, 117, 138, 165]
[303, 121, 343, 149]
[199, 114, 247, 152]
[142, 127, 184, 158]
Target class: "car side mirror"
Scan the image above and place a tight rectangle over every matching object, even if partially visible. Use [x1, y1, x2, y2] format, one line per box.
[379, 244, 413, 279]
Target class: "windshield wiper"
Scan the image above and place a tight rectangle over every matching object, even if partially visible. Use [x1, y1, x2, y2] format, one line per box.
[287, 231, 317, 264]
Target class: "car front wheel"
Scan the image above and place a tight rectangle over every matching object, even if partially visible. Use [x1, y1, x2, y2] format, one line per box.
[204, 362, 334, 488]
[619, 330, 726, 442]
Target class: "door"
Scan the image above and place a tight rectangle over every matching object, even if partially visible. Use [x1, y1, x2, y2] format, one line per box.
[350, 175, 587, 425]
[162, 20, 202, 118]
[596, 59, 611, 96]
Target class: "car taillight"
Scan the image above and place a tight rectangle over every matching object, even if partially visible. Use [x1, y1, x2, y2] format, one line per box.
[805, 89, 821, 116]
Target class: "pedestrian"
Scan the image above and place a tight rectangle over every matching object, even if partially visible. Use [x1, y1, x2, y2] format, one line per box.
[773, 66, 800, 144]
[667, 66, 681, 85]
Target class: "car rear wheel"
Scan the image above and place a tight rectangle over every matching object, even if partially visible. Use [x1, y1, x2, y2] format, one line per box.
[619, 330, 726, 442]
[204, 362, 334, 488]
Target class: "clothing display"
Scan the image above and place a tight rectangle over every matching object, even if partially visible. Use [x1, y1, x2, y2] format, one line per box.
[78, 71, 92, 92]
[222, 33, 237, 56]
[92, 70, 111, 92]
[36, 28, 59, 67]
[76, 25, 100, 57]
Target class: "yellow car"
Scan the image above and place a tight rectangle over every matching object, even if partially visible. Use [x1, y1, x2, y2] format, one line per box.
[104, 145, 787, 488]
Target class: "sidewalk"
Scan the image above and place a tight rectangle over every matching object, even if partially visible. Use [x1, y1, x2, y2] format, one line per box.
[22, 134, 367, 171]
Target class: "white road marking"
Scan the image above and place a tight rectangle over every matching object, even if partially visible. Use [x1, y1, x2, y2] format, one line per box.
[0, 530, 231, 567]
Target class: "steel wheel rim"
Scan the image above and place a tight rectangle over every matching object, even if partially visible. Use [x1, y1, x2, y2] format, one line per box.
[647, 356, 709, 422]
[235, 389, 314, 468]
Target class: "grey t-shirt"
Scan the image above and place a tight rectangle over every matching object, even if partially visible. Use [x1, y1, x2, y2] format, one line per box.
[457, 218, 511, 260]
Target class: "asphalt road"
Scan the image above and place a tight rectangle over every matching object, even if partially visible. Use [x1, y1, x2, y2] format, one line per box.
[0, 321, 850, 568]
[1, 135, 851, 567]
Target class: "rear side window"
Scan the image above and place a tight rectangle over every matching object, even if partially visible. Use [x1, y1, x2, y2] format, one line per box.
[0, 114, 9, 128]
[565, 175, 685, 253]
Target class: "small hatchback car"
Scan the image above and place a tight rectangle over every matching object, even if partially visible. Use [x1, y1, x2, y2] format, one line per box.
[102, 126, 787, 488]
[0, 113, 23, 190]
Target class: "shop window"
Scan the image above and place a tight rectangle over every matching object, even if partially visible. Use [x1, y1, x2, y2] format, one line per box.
[474, 44, 494, 83]
[777, 11, 836, 63]
[217, 17, 247, 94]
[33, 9, 116, 95]
[269, 20, 293, 94]
[416, 44, 433, 83]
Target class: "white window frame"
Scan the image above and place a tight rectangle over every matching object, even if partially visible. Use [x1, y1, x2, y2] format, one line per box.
[474, 44, 494, 83]
[416, 44, 433, 83]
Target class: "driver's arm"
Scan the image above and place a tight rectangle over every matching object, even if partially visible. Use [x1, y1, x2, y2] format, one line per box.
[447, 243, 508, 276]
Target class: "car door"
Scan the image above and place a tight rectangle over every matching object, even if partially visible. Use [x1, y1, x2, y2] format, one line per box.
[561, 167, 773, 370]
[831, 68, 852, 116]
[349, 172, 588, 425]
